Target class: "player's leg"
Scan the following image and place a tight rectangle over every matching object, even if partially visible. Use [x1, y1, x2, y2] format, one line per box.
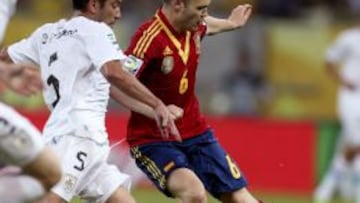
[9, 147, 63, 203]
[40, 133, 135, 203]
[0, 103, 61, 202]
[130, 144, 207, 203]
[0, 175, 46, 203]
[83, 164, 134, 203]
[219, 188, 260, 203]
[314, 154, 349, 202]
[167, 168, 207, 203]
[105, 186, 136, 203]
[109, 144, 145, 187]
[40, 135, 107, 203]
[313, 134, 350, 202]
[344, 112, 360, 203]
[352, 152, 360, 203]
[22, 146, 62, 191]
[185, 130, 259, 203]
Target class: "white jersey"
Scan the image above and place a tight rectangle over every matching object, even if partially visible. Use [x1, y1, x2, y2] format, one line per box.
[326, 28, 360, 145]
[8, 16, 126, 143]
[326, 28, 360, 92]
[0, 0, 17, 42]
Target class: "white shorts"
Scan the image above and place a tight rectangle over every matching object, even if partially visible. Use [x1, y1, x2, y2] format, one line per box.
[0, 103, 44, 166]
[48, 134, 131, 203]
[338, 93, 360, 146]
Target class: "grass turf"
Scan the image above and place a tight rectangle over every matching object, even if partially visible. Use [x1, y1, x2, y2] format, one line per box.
[70, 188, 351, 203]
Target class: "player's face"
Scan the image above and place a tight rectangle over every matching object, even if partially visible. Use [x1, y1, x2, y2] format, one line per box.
[97, 0, 122, 27]
[179, 0, 210, 32]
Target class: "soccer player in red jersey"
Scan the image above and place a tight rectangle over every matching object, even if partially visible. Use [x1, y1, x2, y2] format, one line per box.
[123, 0, 262, 203]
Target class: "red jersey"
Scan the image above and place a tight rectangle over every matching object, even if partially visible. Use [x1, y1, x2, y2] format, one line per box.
[125, 9, 209, 146]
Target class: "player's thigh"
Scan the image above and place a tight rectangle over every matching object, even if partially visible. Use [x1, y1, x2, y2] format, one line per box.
[167, 168, 206, 200]
[130, 143, 192, 197]
[188, 130, 248, 199]
[48, 136, 110, 202]
[22, 146, 61, 190]
[340, 111, 360, 147]
[0, 103, 44, 166]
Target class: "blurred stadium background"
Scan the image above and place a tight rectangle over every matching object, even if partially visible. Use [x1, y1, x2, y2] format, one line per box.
[1, 0, 358, 202]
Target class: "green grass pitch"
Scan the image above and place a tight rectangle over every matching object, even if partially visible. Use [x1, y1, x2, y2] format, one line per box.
[70, 188, 350, 203]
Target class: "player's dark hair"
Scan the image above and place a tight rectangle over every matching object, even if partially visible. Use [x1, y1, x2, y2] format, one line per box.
[72, 0, 107, 10]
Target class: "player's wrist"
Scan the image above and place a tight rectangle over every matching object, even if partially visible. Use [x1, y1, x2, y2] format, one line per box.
[153, 99, 165, 110]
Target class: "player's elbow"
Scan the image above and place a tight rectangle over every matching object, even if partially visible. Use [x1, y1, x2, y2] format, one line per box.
[0, 47, 12, 63]
[105, 69, 129, 88]
[101, 60, 126, 82]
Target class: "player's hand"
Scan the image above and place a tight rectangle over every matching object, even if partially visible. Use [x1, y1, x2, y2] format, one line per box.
[3, 63, 42, 96]
[154, 103, 181, 142]
[227, 4, 252, 29]
[167, 104, 184, 120]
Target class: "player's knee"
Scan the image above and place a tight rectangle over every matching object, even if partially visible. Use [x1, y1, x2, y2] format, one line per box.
[38, 150, 61, 191]
[42, 166, 61, 191]
[24, 147, 62, 191]
[35, 165, 61, 191]
[176, 186, 207, 203]
[168, 168, 207, 203]
[186, 189, 207, 203]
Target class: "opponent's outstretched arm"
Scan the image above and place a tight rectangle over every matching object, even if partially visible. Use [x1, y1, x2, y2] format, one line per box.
[0, 60, 42, 96]
[102, 61, 181, 141]
[205, 4, 252, 35]
[110, 86, 183, 121]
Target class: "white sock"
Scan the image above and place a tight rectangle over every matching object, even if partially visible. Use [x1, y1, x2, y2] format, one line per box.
[352, 155, 360, 203]
[314, 154, 348, 201]
[338, 166, 354, 201]
[0, 175, 45, 203]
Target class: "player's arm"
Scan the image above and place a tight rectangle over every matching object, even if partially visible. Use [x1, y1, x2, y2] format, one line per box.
[0, 27, 43, 96]
[0, 47, 42, 96]
[0, 47, 13, 63]
[325, 60, 356, 91]
[325, 33, 356, 91]
[102, 60, 162, 111]
[110, 86, 183, 120]
[0, 61, 41, 96]
[101, 61, 180, 140]
[205, 4, 252, 35]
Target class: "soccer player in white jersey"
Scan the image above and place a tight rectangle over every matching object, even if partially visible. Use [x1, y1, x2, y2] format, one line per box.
[0, 0, 180, 202]
[0, 0, 62, 202]
[314, 26, 360, 203]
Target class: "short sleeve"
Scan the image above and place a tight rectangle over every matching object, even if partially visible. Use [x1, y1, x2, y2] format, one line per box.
[7, 29, 41, 66]
[125, 27, 159, 77]
[83, 23, 123, 71]
[326, 32, 351, 63]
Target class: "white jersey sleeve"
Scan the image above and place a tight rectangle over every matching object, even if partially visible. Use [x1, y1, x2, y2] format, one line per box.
[326, 31, 352, 64]
[326, 29, 360, 89]
[83, 23, 125, 71]
[7, 28, 41, 65]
